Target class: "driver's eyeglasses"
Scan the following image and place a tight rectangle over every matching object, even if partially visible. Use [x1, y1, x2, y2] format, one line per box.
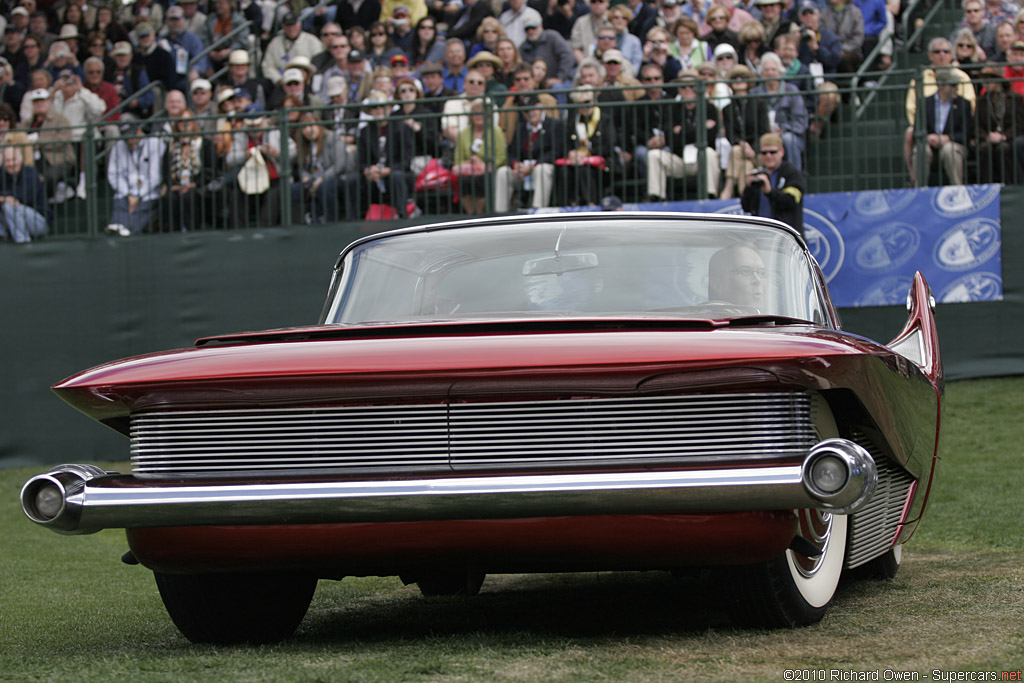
[732, 267, 767, 280]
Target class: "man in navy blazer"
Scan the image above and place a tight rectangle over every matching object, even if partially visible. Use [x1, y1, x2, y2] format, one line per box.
[913, 68, 973, 186]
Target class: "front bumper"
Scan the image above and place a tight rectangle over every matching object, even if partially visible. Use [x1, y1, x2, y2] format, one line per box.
[21, 439, 878, 535]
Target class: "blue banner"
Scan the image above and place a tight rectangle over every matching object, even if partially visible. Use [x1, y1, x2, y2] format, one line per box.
[542, 185, 1003, 308]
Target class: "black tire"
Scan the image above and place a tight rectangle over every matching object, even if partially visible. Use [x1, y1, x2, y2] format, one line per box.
[415, 569, 486, 597]
[852, 545, 902, 581]
[154, 571, 317, 644]
[725, 511, 848, 628]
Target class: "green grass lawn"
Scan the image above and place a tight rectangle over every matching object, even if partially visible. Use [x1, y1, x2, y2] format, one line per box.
[2, 377, 1022, 681]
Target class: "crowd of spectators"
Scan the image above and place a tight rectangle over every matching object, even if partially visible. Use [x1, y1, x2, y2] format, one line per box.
[0, 0, 1023, 241]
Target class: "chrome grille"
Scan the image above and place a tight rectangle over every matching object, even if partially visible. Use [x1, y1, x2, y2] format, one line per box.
[130, 392, 814, 474]
[846, 432, 915, 568]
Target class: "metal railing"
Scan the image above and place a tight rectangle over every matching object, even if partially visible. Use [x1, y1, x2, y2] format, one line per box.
[4, 75, 1019, 241]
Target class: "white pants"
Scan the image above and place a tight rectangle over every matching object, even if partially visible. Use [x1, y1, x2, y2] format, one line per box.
[495, 163, 555, 212]
[647, 147, 720, 199]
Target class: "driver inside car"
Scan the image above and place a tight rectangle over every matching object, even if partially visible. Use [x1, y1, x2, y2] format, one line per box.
[707, 244, 766, 309]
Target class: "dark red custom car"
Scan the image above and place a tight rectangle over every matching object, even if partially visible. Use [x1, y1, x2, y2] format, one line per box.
[21, 213, 942, 643]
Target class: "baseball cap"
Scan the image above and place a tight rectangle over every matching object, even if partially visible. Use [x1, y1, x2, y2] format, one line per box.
[602, 49, 624, 64]
[111, 41, 133, 56]
[522, 8, 542, 28]
[282, 68, 304, 84]
[190, 78, 212, 92]
[136, 22, 155, 37]
[325, 75, 347, 97]
[348, 48, 365, 62]
[166, 6, 185, 19]
[29, 88, 51, 100]
[600, 195, 623, 211]
[799, 0, 819, 12]
[420, 61, 443, 74]
[282, 11, 299, 24]
[390, 53, 409, 66]
[11, 7, 28, 17]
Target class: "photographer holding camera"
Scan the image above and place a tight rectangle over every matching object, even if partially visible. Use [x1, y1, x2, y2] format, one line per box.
[740, 132, 805, 235]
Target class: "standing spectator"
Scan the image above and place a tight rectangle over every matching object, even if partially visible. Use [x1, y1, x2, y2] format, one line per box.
[226, 103, 295, 227]
[160, 5, 211, 86]
[344, 91, 416, 219]
[571, 0, 610, 64]
[24, 87, 76, 202]
[135, 22, 182, 92]
[442, 37, 468, 91]
[291, 111, 354, 223]
[0, 57, 25, 111]
[51, 68, 104, 198]
[162, 110, 203, 231]
[627, 61, 672, 181]
[561, 86, 616, 206]
[646, 70, 720, 200]
[911, 68, 972, 186]
[720, 64, 770, 199]
[202, 0, 251, 75]
[500, 61, 560, 140]
[105, 41, 154, 119]
[975, 64, 1024, 183]
[750, 52, 807, 170]
[821, 0, 864, 74]
[741, 132, 804, 233]
[454, 98, 507, 213]
[262, 12, 324, 85]
[407, 16, 445, 69]
[496, 93, 567, 211]
[392, 76, 438, 171]
[105, 120, 165, 236]
[0, 145, 50, 243]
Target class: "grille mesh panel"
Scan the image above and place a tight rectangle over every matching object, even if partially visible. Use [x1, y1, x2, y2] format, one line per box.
[847, 432, 915, 568]
[130, 392, 814, 474]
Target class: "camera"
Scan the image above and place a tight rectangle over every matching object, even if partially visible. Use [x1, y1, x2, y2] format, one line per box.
[749, 167, 769, 186]
[801, 28, 814, 40]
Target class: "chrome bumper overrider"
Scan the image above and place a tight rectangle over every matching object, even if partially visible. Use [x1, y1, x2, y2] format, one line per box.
[21, 439, 877, 535]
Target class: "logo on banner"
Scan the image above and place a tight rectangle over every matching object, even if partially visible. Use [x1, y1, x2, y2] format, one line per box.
[854, 222, 921, 271]
[931, 185, 1001, 218]
[855, 275, 915, 306]
[938, 272, 1003, 303]
[852, 189, 916, 218]
[803, 208, 844, 282]
[934, 218, 1001, 271]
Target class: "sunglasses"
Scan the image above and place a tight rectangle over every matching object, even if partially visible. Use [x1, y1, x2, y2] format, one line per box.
[642, 76, 662, 82]
[760, 148, 781, 154]
[322, 31, 341, 36]
[466, 78, 485, 84]
[598, 35, 616, 40]
[398, 86, 416, 93]
[931, 48, 951, 53]
[419, 24, 435, 29]
[957, 43, 973, 47]
[716, 54, 734, 60]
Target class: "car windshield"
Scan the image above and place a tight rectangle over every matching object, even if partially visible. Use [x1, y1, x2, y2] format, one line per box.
[322, 217, 826, 325]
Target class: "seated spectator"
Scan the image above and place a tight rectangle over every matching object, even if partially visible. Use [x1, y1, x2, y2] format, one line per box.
[570, 0, 609, 64]
[975, 64, 1024, 183]
[647, 70, 720, 200]
[135, 22, 182, 92]
[465, 51, 509, 97]
[500, 0, 540, 47]
[904, 37, 975, 185]
[500, 62, 560, 141]
[343, 91, 416, 219]
[162, 110, 203, 231]
[268, 66, 325, 112]
[626, 61, 672, 180]
[495, 38, 524, 88]
[226, 103, 295, 227]
[203, 0, 251, 76]
[290, 112, 354, 223]
[495, 93, 567, 211]
[738, 19, 767, 73]
[44, 41, 81, 83]
[750, 52, 808, 170]
[105, 120, 165, 236]
[105, 41, 154, 119]
[419, 62, 456, 111]
[911, 68, 973, 186]
[821, 0, 864, 74]
[720, 64, 770, 199]
[389, 54, 420, 90]
[700, 5, 741, 55]
[601, 49, 643, 99]
[670, 18, 707, 72]
[160, 5, 211, 85]
[561, 86, 617, 206]
[0, 58, 27, 114]
[442, 37, 469, 92]
[992, 20, 1016, 61]
[775, 32, 815, 116]
[189, 79, 217, 128]
[23, 87, 77, 203]
[454, 99, 507, 214]
[0, 103, 33, 164]
[0, 145, 50, 243]
[408, 17, 446, 69]
[82, 31, 113, 75]
[952, 27, 987, 96]
[393, 76, 440, 172]
[448, 0, 496, 46]
[544, 0, 588, 41]
[29, 11, 58, 55]
[518, 12, 575, 91]
[441, 67, 493, 142]
[469, 17, 506, 60]
[607, 5, 643, 72]
[957, 0, 998, 59]
[367, 21, 403, 68]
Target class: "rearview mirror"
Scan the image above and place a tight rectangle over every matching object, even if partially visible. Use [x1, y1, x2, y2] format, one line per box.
[522, 252, 599, 276]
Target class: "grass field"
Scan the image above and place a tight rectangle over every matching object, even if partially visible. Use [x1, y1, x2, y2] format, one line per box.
[2, 377, 1022, 682]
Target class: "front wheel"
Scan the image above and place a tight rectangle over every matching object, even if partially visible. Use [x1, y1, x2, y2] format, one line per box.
[725, 511, 848, 628]
[154, 571, 317, 644]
